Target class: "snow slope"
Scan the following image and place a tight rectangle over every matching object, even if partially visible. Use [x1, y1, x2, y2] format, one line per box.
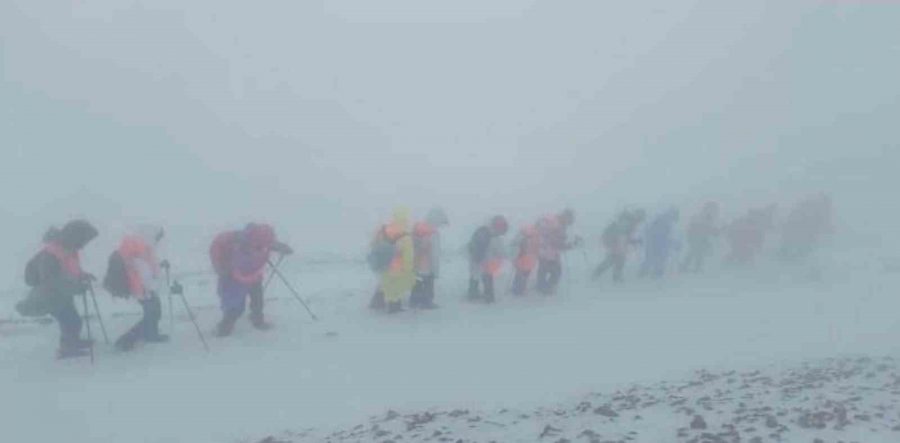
[1, 246, 898, 443]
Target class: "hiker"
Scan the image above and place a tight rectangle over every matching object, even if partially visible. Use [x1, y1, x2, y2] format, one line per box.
[409, 208, 450, 310]
[18, 220, 98, 359]
[104, 226, 169, 351]
[725, 204, 777, 265]
[368, 207, 416, 313]
[779, 193, 833, 261]
[511, 224, 541, 296]
[639, 208, 680, 278]
[467, 215, 509, 303]
[210, 223, 292, 337]
[594, 209, 646, 284]
[535, 209, 580, 295]
[681, 202, 721, 273]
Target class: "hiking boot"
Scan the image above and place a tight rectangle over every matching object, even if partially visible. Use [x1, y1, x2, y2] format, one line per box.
[387, 301, 404, 314]
[420, 301, 439, 310]
[369, 291, 386, 310]
[145, 334, 170, 343]
[73, 338, 94, 349]
[216, 317, 237, 337]
[57, 347, 90, 360]
[115, 335, 138, 352]
[250, 314, 273, 331]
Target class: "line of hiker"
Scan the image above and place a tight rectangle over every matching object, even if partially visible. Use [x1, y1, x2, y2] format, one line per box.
[367, 194, 832, 312]
[15, 193, 832, 359]
[368, 208, 581, 313]
[17, 221, 295, 359]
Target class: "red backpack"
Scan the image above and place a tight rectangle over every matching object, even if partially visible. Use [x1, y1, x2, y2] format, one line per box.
[209, 231, 237, 277]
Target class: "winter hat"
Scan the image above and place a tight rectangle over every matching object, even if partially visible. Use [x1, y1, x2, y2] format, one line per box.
[244, 223, 276, 249]
[392, 207, 411, 228]
[58, 220, 99, 251]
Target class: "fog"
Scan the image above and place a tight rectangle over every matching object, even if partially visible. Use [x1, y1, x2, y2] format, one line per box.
[4, 1, 899, 284]
[3, 1, 900, 441]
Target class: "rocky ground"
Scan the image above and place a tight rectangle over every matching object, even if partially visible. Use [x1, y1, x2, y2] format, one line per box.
[251, 355, 900, 443]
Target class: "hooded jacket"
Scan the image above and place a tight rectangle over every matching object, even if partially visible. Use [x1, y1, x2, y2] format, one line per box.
[117, 225, 163, 300]
[380, 208, 416, 303]
[413, 208, 449, 277]
[19, 220, 98, 317]
[513, 225, 541, 272]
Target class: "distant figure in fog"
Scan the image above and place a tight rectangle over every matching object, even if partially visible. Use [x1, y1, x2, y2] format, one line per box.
[409, 208, 449, 310]
[725, 204, 777, 265]
[368, 208, 416, 314]
[18, 220, 99, 359]
[681, 202, 721, 273]
[779, 193, 833, 261]
[639, 208, 680, 278]
[467, 215, 509, 303]
[511, 223, 541, 296]
[594, 209, 646, 284]
[535, 209, 580, 295]
[104, 225, 169, 352]
[210, 223, 293, 336]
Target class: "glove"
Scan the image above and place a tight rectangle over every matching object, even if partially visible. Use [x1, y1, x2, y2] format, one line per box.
[272, 242, 294, 255]
[160, 260, 171, 270]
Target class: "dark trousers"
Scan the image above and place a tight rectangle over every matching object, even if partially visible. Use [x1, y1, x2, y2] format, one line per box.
[116, 294, 163, 348]
[536, 259, 562, 295]
[512, 269, 531, 296]
[594, 253, 626, 283]
[50, 296, 83, 349]
[468, 274, 495, 302]
[409, 275, 436, 308]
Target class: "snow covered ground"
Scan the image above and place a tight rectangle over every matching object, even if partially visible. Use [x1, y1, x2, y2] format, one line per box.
[1, 246, 899, 443]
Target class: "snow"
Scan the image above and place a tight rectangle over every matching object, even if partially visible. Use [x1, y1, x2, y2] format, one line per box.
[2, 246, 899, 443]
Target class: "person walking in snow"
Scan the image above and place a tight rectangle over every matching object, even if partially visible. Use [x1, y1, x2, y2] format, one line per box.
[594, 209, 646, 284]
[511, 223, 541, 296]
[680, 202, 721, 273]
[409, 208, 449, 310]
[210, 223, 292, 337]
[104, 226, 169, 351]
[369, 208, 416, 314]
[467, 215, 509, 303]
[638, 208, 680, 278]
[535, 209, 580, 295]
[725, 204, 777, 265]
[779, 193, 833, 261]
[18, 220, 99, 359]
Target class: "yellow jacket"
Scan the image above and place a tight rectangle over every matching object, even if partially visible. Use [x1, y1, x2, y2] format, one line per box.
[380, 208, 416, 303]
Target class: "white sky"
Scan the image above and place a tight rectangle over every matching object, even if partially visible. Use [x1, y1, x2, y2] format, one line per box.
[2, 0, 899, 287]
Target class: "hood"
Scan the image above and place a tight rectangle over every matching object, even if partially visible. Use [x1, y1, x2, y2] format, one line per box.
[243, 223, 276, 249]
[391, 207, 411, 230]
[58, 220, 98, 251]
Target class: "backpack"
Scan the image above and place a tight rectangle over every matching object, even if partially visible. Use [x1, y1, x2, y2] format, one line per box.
[367, 228, 405, 273]
[210, 231, 237, 277]
[103, 251, 131, 298]
[468, 226, 492, 263]
[24, 253, 42, 287]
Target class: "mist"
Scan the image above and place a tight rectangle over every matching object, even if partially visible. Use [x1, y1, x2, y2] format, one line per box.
[2, 1, 899, 442]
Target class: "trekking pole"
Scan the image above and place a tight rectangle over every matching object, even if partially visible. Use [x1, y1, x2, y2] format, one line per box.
[86, 283, 109, 345]
[160, 261, 175, 334]
[267, 258, 318, 321]
[80, 291, 95, 364]
[171, 280, 209, 352]
[263, 254, 284, 293]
